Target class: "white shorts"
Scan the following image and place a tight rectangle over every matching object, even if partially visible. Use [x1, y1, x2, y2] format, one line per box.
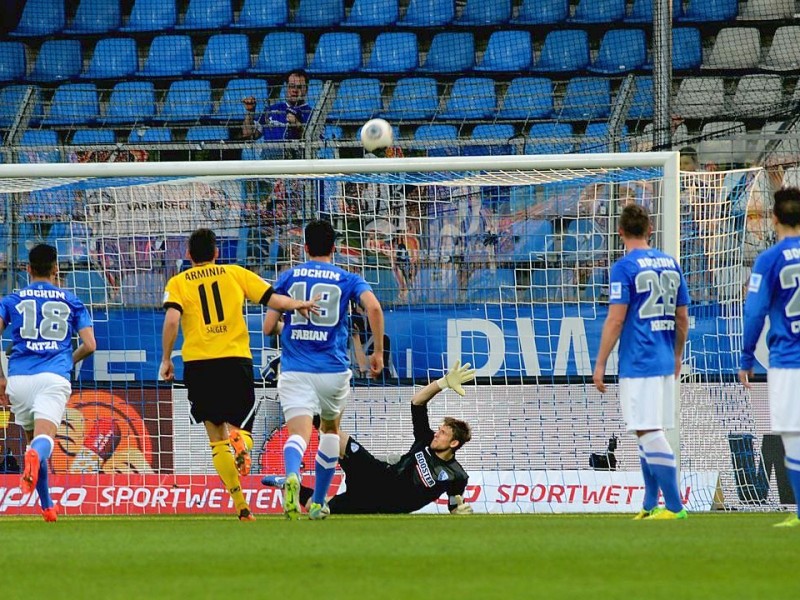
[619, 375, 675, 432]
[768, 368, 800, 433]
[278, 370, 352, 421]
[7, 373, 72, 430]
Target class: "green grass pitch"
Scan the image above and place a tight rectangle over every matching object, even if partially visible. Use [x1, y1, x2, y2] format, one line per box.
[0, 513, 795, 599]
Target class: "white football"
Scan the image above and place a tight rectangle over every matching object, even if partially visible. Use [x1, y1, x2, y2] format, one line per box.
[360, 118, 394, 153]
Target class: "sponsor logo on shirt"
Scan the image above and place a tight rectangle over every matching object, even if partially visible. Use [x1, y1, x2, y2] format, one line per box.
[415, 450, 436, 488]
[748, 273, 762, 293]
[610, 282, 622, 300]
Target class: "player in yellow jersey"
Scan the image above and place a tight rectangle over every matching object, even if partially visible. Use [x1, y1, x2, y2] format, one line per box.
[160, 228, 318, 521]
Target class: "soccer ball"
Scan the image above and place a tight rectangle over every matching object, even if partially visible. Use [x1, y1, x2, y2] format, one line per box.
[360, 118, 394, 153]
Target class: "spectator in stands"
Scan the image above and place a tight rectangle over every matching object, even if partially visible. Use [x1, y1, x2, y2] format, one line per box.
[242, 70, 313, 159]
[679, 147, 699, 172]
[350, 301, 396, 379]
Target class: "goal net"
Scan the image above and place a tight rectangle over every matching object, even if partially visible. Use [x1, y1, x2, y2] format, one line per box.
[0, 155, 778, 516]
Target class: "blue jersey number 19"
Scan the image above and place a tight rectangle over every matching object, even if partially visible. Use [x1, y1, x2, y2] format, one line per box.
[288, 281, 341, 327]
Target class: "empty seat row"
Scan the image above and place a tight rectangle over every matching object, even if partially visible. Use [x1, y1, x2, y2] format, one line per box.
[703, 26, 800, 71]
[673, 75, 793, 120]
[0, 27, 708, 85]
[7, 0, 741, 38]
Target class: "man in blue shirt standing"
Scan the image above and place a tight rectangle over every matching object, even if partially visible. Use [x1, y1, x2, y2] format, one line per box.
[242, 69, 312, 159]
[739, 187, 800, 528]
[0, 244, 96, 522]
[593, 204, 690, 520]
[264, 220, 384, 519]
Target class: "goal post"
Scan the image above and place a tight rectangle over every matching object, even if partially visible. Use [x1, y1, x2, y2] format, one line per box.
[0, 152, 775, 516]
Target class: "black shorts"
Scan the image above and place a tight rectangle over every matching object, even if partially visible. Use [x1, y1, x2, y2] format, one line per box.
[327, 437, 398, 514]
[183, 358, 256, 431]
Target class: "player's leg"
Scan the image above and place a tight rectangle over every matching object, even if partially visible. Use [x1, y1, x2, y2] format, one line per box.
[226, 360, 258, 477]
[310, 371, 351, 517]
[769, 369, 800, 527]
[634, 443, 660, 519]
[277, 371, 317, 518]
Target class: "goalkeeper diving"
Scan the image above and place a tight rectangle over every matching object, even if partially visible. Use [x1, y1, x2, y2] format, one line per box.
[262, 361, 476, 515]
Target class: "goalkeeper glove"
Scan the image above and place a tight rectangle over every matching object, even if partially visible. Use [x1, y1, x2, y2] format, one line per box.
[436, 361, 476, 397]
[450, 495, 474, 515]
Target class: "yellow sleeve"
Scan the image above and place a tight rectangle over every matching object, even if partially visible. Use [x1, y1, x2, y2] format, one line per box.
[163, 275, 184, 312]
[232, 265, 272, 305]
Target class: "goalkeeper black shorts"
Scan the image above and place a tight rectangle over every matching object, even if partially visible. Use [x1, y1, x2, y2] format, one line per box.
[183, 358, 256, 431]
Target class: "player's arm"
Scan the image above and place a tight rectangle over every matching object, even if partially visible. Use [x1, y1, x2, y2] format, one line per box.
[593, 303, 627, 393]
[263, 308, 284, 336]
[739, 263, 770, 389]
[160, 307, 181, 382]
[0, 320, 6, 406]
[266, 292, 319, 319]
[411, 361, 476, 406]
[242, 97, 259, 139]
[448, 479, 473, 515]
[359, 290, 385, 378]
[674, 305, 689, 379]
[73, 326, 97, 365]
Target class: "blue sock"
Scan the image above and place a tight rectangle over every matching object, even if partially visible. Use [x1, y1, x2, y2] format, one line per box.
[30, 435, 54, 462]
[312, 433, 340, 505]
[36, 459, 53, 510]
[641, 432, 683, 513]
[639, 445, 659, 511]
[283, 434, 307, 478]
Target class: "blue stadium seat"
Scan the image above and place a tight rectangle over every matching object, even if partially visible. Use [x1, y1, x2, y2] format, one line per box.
[577, 122, 629, 153]
[498, 77, 552, 119]
[412, 267, 457, 304]
[327, 78, 382, 121]
[414, 124, 458, 157]
[559, 78, 611, 120]
[71, 129, 115, 144]
[398, 0, 454, 26]
[47, 222, 91, 266]
[383, 77, 438, 120]
[455, 0, 511, 25]
[193, 34, 250, 75]
[362, 32, 418, 74]
[248, 32, 305, 75]
[530, 268, 564, 301]
[627, 76, 653, 119]
[363, 267, 400, 305]
[0, 85, 36, 127]
[19, 130, 60, 163]
[128, 128, 172, 143]
[509, 220, 554, 262]
[419, 32, 474, 73]
[531, 30, 590, 73]
[43, 83, 99, 126]
[232, 0, 288, 27]
[156, 80, 212, 122]
[64, 0, 121, 34]
[124, 272, 166, 307]
[525, 123, 573, 154]
[308, 33, 362, 75]
[475, 31, 532, 72]
[679, 0, 738, 22]
[212, 79, 269, 123]
[137, 35, 194, 78]
[104, 82, 156, 124]
[81, 38, 138, 80]
[344, 0, 398, 26]
[28, 40, 82, 83]
[466, 268, 516, 303]
[625, 0, 682, 23]
[65, 271, 108, 306]
[291, 0, 344, 27]
[120, 0, 177, 31]
[0, 42, 26, 82]
[186, 126, 230, 142]
[176, 0, 233, 29]
[464, 124, 515, 156]
[440, 78, 496, 120]
[10, 0, 65, 37]
[324, 125, 344, 140]
[562, 219, 606, 260]
[589, 29, 647, 74]
[570, 0, 625, 23]
[672, 28, 703, 70]
[512, 0, 568, 24]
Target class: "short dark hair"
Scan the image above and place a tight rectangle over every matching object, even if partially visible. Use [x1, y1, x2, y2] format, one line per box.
[774, 187, 800, 227]
[679, 146, 698, 163]
[29, 244, 58, 277]
[619, 203, 650, 238]
[188, 228, 216, 263]
[443, 417, 472, 451]
[304, 220, 335, 257]
[287, 69, 307, 84]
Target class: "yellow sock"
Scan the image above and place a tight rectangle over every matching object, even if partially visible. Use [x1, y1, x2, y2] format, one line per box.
[240, 429, 253, 452]
[210, 440, 248, 512]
